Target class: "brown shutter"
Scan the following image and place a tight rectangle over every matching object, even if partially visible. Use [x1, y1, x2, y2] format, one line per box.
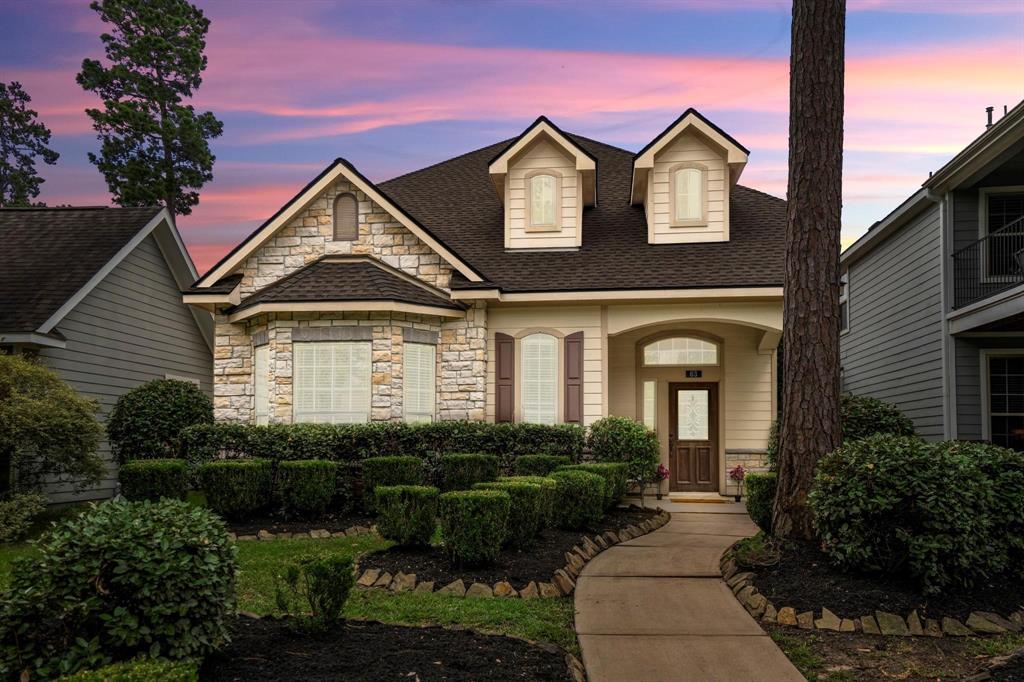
[564, 331, 584, 424]
[495, 333, 515, 423]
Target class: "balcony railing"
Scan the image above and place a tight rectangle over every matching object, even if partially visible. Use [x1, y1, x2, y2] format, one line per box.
[951, 215, 1024, 309]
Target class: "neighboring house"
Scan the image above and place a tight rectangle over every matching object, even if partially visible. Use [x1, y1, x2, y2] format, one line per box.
[841, 100, 1024, 450]
[184, 110, 785, 497]
[1, 206, 214, 502]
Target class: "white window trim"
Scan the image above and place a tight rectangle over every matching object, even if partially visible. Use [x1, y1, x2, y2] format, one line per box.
[403, 342, 436, 423]
[518, 332, 561, 425]
[668, 162, 708, 227]
[979, 348, 1024, 443]
[978, 185, 1024, 283]
[293, 341, 372, 424]
[641, 336, 720, 367]
[839, 273, 850, 335]
[524, 169, 563, 233]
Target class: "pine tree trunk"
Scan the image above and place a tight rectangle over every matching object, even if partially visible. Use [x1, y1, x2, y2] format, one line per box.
[771, 0, 846, 540]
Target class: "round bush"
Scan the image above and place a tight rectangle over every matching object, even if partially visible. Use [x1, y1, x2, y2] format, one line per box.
[500, 475, 558, 528]
[274, 552, 355, 627]
[439, 453, 499, 491]
[107, 379, 213, 464]
[439, 490, 510, 566]
[559, 462, 628, 509]
[361, 456, 424, 512]
[514, 454, 570, 476]
[199, 459, 273, 520]
[0, 499, 235, 678]
[840, 393, 916, 441]
[277, 460, 336, 518]
[587, 416, 659, 487]
[744, 472, 776, 533]
[549, 469, 605, 530]
[375, 485, 439, 546]
[474, 480, 543, 548]
[118, 458, 189, 502]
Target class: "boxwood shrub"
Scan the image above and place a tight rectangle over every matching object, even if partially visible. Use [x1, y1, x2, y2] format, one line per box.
[744, 472, 776, 533]
[586, 416, 659, 492]
[375, 485, 439, 546]
[500, 475, 558, 528]
[474, 480, 543, 548]
[839, 393, 916, 441]
[199, 459, 273, 520]
[274, 552, 355, 628]
[118, 458, 189, 501]
[106, 379, 213, 464]
[0, 499, 235, 678]
[439, 490, 510, 566]
[439, 453, 499, 491]
[361, 456, 424, 512]
[549, 469, 605, 530]
[559, 462, 628, 509]
[514, 454, 570, 476]
[277, 460, 336, 518]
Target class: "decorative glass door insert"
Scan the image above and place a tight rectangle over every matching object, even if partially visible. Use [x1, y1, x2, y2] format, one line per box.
[676, 389, 709, 440]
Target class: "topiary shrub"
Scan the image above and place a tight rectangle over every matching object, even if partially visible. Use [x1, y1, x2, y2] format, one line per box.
[587, 416, 659, 503]
[500, 475, 558, 528]
[439, 453, 499, 491]
[361, 456, 424, 512]
[559, 462, 628, 509]
[0, 499, 235, 678]
[58, 659, 198, 681]
[199, 459, 273, 520]
[374, 485, 439, 546]
[744, 472, 776, 534]
[0, 492, 46, 544]
[439, 490, 510, 566]
[549, 469, 605, 530]
[107, 379, 213, 464]
[514, 454, 571, 476]
[118, 459, 188, 502]
[474, 480, 543, 548]
[277, 460, 336, 518]
[840, 393, 916, 442]
[274, 552, 355, 628]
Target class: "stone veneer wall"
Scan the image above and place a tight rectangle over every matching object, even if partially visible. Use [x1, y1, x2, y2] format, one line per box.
[724, 450, 769, 496]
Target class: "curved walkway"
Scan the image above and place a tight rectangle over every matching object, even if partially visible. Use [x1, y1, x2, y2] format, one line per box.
[575, 501, 802, 682]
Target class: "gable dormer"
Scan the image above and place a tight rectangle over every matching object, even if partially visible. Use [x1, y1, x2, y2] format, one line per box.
[489, 117, 596, 250]
[631, 109, 748, 245]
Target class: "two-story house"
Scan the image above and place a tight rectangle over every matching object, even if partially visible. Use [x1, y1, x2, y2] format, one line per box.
[185, 110, 786, 497]
[841, 100, 1024, 450]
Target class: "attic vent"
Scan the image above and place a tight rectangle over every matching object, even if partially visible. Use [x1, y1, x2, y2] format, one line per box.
[333, 193, 358, 241]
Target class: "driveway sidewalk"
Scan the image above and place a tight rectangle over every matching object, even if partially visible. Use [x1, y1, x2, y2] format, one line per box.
[574, 502, 802, 682]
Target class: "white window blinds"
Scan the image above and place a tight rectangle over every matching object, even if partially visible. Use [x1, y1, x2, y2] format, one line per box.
[530, 174, 556, 226]
[404, 342, 436, 423]
[254, 345, 269, 426]
[673, 167, 703, 222]
[522, 333, 557, 425]
[293, 342, 371, 423]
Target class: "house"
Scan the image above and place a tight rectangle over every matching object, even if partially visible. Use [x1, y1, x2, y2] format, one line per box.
[0, 206, 213, 501]
[185, 110, 785, 497]
[841, 100, 1024, 450]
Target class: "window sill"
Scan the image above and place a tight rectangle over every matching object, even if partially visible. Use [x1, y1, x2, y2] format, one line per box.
[669, 220, 708, 228]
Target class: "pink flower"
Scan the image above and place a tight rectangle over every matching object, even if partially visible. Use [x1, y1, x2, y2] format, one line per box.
[655, 464, 670, 481]
[728, 464, 746, 482]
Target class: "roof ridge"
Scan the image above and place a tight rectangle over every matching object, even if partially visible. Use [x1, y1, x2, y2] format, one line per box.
[380, 138, 513, 186]
[565, 132, 634, 155]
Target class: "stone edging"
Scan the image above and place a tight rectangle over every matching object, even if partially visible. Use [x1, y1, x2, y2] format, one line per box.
[227, 525, 372, 541]
[719, 552, 1024, 638]
[355, 510, 673, 600]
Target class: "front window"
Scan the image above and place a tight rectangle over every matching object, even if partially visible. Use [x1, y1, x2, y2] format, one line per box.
[672, 166, 704, 223]
[529, 174, 557, 227]
[989, 355, 1024, 451]
[643, 336, 718, 366]
[293, 341, 371, 423]
[521, 333, 558, 424]
[404, 343, 436, 423]
[254, 345, 269, 426]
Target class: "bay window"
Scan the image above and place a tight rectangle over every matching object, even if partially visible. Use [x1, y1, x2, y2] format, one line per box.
[293, 341, 371, 423]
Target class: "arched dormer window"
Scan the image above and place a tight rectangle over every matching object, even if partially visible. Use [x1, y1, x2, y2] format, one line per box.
[643, 336, 718, 366]
[526, 172, 559, 231]
[333, 193, 358, 241]
[670, 165, 705, 225]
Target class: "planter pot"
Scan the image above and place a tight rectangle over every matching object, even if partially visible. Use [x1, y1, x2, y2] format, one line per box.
[656, 493, 663, 500]
[734, 495, 742, 502]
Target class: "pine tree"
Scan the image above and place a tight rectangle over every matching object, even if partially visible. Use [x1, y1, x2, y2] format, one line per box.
[0, 81, 59, 207]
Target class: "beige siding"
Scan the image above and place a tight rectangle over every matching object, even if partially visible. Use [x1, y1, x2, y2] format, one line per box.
[506, 138, 579, 250]
[649, 132, 728, 244]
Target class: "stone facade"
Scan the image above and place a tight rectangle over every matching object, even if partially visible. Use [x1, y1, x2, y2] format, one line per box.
[438, 302, 487, 421]
[724, 450, 770, 496]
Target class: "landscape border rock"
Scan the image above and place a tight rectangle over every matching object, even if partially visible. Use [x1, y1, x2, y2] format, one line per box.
[228, 524, 373, 541]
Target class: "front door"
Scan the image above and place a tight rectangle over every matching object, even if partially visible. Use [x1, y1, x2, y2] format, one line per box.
[668, 382, 719, 492]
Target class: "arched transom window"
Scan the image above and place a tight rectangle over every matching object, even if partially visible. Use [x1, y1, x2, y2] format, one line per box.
[671, 166, 704, 224]
[643, 336, 718, 366]
[528, 173, 557, 228]
[333, 193, 358, 241]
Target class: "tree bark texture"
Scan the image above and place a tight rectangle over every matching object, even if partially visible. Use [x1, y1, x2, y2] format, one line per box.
[772, 0, 846, 540]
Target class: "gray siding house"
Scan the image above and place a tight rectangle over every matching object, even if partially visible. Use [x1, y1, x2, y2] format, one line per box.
[841, 101, 1024, 450]
[0, 207, 213, 502]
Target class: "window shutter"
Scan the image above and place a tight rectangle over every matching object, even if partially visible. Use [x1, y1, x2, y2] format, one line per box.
[564, 331, 584, 424]
[254, 345, 269, 426]
[495, 333, 514, 423]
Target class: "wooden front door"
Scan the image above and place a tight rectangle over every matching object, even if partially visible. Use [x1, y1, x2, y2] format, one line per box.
[668, 382, 719, 492]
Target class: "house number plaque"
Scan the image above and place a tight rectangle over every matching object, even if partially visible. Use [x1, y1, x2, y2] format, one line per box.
[685, 370, 703, 378]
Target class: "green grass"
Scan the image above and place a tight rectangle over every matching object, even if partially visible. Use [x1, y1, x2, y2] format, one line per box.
[967, 632, 1024, 657]
[770, 630, 825, 681]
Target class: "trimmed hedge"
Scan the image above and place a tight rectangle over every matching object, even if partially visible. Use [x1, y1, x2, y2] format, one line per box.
[106, 379, 212, 464]
[361, 456, 424, 512]
[277, 460, 336, 518]
[439, 453, 499, 491]
[549, 469, 605, 530]
[375, 485, 439, 546]
[744, 472, 776, 534]
[514, 454, 570, 476]
[474, 480, 543, 548]
[118, 458, 189, 502]
[500, 475, 558, 528]
[587, 416, 659, 490]
[198, 459, 273, 520]
[840, 393, 916, 441]
[559, 462, 628, 509]
[439, 490, 510, 566]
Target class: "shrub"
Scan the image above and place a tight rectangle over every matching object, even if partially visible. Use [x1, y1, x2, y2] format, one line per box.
[274, 553, 355, 628]
[587, 416, 659, 496]
[549, 469, 605, 530]
[500, 475, 558, 528]
[439, 490, 510, 566]
[375, 485, 439, 546]
[840, 393, 916, 442]
[58, 659, 198, 681]
[0, 499, 235, 678]
[199, 459, 273, 520]
[559, 462, 628, 509]
[439, 453, 499, 491]
[118, 459, 188, 501]
[744, 472, 776, 534]
[178, 422, 251, 470]
[277, 460, 336, 518]
[107, 379, 213, 464]
[0, 492, 46, 544]
[514, 454, 570, 476]
[361, 456, 424, 512]
[474, 480, 543, 548]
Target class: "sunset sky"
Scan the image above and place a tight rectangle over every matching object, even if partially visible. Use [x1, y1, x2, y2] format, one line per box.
[3, 0, 1023, 273]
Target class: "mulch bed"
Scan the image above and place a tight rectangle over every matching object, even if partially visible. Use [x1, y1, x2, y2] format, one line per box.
[226, 511, 375, 537]
[200, 617, 572, 681]
[750, 540, 1024, 621]
[362, 506, 658, 590]
[991, 653, 1024, 681]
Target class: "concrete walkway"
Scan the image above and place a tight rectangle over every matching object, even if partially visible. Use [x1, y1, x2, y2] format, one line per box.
[575, 501, 803, 682]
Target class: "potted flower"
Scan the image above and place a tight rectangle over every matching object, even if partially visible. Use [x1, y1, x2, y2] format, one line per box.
[655, 464, 669, 500]
[728, 464, 746, 502]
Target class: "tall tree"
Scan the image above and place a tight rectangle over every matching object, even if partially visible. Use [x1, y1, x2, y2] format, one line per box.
[0, 82, 59, 207]
[77, 0, 223, 219]
[772, 0, 846, 539]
